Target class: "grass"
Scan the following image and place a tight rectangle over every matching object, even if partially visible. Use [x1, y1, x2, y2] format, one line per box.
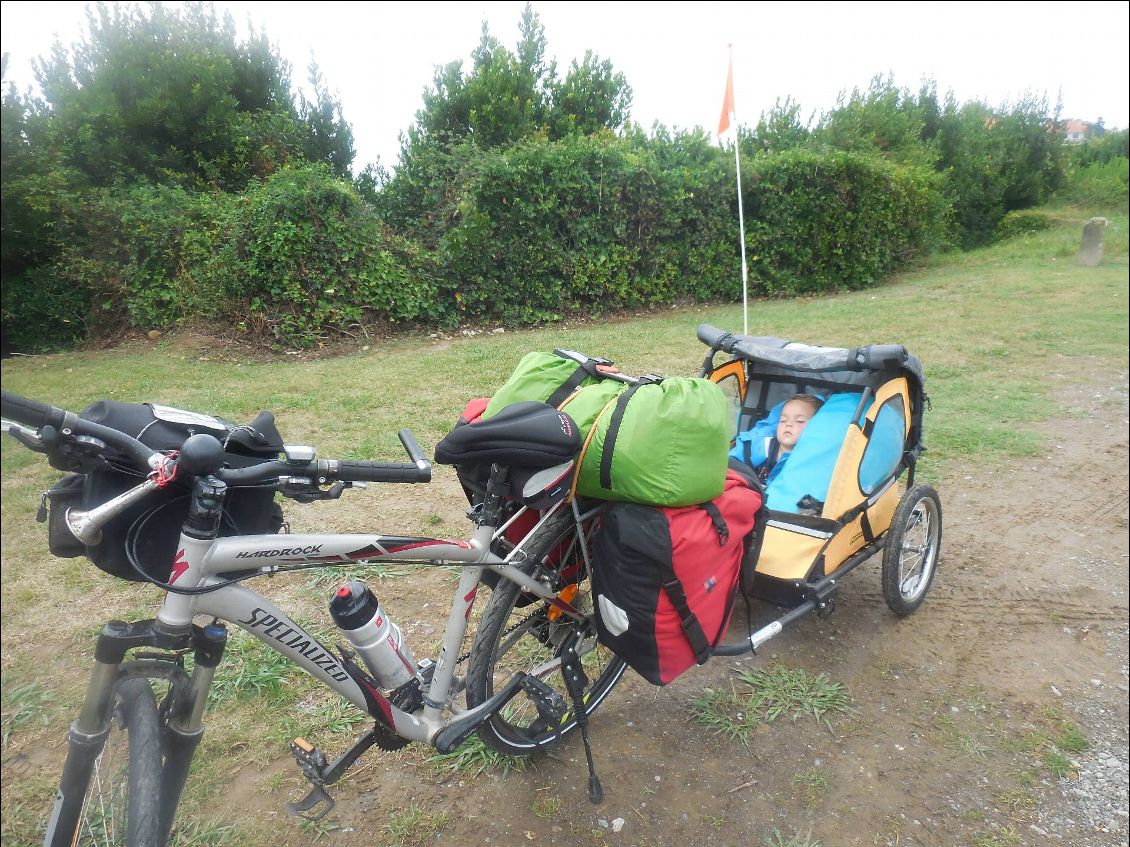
[735, 665, 851, 727]
[790, 766, 829, 808]
[972, 828, 1021, 847]
[1043, 750, 1076, 778]
[385, 805, 449, 847]
[427, 733, 532, 778]
[208, 630, 299, 705]
[1, 681, 53, 748]
[765, 828, 822, 847]
[690, 664, 852, 745]
[530, 793, 562, 818]
[169, 818, 239, 847]
[0, 206, 1126, 845]
[305, 563, 414, 590]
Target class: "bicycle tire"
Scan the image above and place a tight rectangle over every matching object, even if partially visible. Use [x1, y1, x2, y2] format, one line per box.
[49, 677, 164, 847]
[466, 509, 627, 756]
[881, 484, 942, 616]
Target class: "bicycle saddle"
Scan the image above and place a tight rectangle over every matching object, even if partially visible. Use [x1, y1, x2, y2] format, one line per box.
[434, 401, 581, 469]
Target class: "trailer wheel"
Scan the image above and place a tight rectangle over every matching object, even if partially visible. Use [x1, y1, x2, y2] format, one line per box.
[881, 484, 942, 616]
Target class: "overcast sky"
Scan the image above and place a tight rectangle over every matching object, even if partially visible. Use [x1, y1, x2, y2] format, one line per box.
[2, 1, 1127, 175]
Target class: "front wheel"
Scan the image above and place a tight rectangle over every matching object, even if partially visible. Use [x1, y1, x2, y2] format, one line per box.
[466, 509, 627, 756]
[47, 677, 164, 847]
[881, 484, 942, 616]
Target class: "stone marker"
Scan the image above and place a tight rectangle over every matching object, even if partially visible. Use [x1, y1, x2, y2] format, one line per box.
[1076, 216, 1108, 266]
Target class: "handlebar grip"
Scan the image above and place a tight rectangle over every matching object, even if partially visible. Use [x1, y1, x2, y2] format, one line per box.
[697, 324, 737, 352]
[333, 460, 431, 484]
[398, 429, 430, 469]
[1, 391, 66, 429]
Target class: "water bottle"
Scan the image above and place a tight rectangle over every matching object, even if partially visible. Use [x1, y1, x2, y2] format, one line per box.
[329, 580, 416, 689]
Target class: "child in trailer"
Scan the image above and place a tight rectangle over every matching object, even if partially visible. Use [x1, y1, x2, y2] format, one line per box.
[730, 393, 825, 488]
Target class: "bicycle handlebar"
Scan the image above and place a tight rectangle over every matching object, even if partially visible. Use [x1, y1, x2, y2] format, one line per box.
[2, 390, 162, 469]
[1, 390, 67, 430]
[1, 390, 432, 486]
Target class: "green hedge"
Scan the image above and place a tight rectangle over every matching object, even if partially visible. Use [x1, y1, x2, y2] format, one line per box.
[1056, 158, 1130, 210]
[743, 149, 946, 294]
[437, 138, 944, 320]
[994, 209, 1054, 242]
[1, 141, 947, 351]
[1, 165, 443, 350]
[437, 134, 737, 322]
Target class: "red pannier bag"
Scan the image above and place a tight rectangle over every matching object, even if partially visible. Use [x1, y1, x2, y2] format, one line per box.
[591, 470, 761, 685]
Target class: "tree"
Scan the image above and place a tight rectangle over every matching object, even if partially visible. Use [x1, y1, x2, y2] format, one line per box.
[743, 97, 812, 155]
[548, 50, 632, 139]
[815, 74, 933, 167]
[299, 61, 356, 179]
[399, 3, 629, 158]
[29, 2, 354, 190]
[386, 3, 633, 238]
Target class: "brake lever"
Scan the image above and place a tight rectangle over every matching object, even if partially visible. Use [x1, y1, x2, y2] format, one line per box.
[278, 478, 350, 503]
[1, 419, 48, 453]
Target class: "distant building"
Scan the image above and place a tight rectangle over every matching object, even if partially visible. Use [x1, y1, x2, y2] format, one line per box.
[1063, 119, 1098, 144]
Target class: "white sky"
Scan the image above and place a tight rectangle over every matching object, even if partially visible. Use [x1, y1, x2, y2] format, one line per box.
[2, 0, 1128, 175]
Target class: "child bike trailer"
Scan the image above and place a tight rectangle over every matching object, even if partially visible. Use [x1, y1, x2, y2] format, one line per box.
[696, 324, 941, 619]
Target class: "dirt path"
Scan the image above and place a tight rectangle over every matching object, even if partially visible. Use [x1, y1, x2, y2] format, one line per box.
[3, 362, 1124, 847]
[216, 367, 1128, 847]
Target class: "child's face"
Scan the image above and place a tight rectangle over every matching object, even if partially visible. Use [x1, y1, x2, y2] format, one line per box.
[777, 400, 816, 451]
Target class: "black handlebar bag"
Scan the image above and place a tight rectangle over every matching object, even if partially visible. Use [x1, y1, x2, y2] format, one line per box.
[50, 401, 285, 582]
[590, 471, 761, 685]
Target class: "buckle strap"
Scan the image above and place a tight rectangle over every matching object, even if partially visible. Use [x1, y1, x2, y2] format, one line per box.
[598, 384, 641, 491]
[698, 501, 729, 545]
[661, 577, 712, 665]
[546, 365, 591, 409]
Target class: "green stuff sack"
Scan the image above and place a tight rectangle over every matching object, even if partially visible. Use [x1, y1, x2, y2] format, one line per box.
[575, 377, 731, 507]
[484, 352, 605, 420]
[558, 380, 628, 439]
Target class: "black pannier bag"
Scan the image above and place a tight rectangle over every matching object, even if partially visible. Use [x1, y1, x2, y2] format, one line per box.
[47, 401, 286, 582]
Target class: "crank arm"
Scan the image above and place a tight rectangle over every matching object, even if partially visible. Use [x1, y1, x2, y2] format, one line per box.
[432, 672, 533, 754]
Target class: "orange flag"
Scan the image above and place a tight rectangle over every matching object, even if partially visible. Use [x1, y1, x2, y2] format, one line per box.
[718, 58, 735, 136]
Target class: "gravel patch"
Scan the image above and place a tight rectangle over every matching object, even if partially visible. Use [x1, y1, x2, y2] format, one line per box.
[1033, 630, 1129, 846]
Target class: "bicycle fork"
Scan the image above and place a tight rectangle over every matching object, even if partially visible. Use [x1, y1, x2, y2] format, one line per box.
[42, 619, 227, 847]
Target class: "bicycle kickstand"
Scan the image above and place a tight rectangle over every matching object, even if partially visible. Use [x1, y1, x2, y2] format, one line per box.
[561, 637, 604, 804]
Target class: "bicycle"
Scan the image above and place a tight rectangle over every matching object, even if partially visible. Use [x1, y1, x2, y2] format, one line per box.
[1, 362, 635, 846]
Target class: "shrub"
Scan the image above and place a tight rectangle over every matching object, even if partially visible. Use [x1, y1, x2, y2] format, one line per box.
[427, 136, 946, 322]
[743, 149, 946, 294]
[436, 133, 738, 323]
[1056, 158, 1130, 210]
[232, 164, 446, 346]
[0, 265, 91, 352]
[994, 210, 1054, 242]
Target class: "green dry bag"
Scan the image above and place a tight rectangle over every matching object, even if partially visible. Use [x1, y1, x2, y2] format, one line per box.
[483, 352, 609, 419]
[575, 377, 730, 507]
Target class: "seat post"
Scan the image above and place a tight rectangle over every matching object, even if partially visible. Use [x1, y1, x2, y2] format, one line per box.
[477, 464, 510, 528]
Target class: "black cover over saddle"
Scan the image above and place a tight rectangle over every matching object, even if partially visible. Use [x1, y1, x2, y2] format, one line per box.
[434, 402, 580, 469]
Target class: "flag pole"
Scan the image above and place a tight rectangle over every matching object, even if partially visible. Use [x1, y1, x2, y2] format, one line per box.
[734, 112, 749, 337]
[721, 45, 749, 336]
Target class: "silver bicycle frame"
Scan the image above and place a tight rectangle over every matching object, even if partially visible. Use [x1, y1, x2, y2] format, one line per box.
[156, 499, 587, 746]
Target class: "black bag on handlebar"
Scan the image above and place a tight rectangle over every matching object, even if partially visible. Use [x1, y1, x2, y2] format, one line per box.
[54, 401, 285, 582]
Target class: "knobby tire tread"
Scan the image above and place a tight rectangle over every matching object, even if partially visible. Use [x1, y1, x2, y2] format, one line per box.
[53, 677, 165, 847]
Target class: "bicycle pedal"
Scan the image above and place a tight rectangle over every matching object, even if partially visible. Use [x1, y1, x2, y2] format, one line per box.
[286, 784, 335, 821]
[289, 737, 329, 780]
[521, 676, 567, 721]
[287, 738, 336, 820]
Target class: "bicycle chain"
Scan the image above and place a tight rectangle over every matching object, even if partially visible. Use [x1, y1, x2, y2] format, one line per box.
[454, 604, 546, 666]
